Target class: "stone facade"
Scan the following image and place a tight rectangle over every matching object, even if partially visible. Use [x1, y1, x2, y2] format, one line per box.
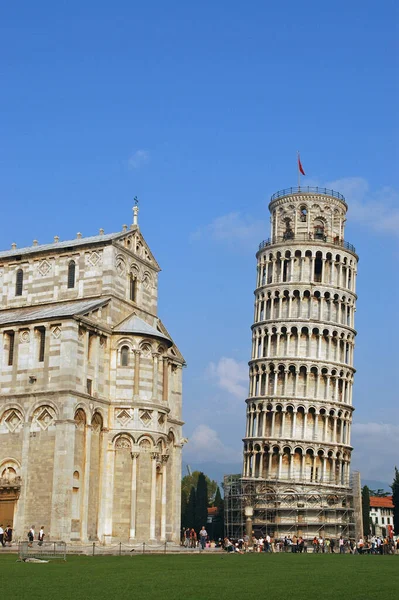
[0, 212, 185, 544]
[242, 186, 358, 538]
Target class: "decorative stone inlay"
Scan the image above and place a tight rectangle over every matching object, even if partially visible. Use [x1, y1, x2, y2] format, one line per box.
[4, 409, 22, 432]
[51, 326, 62, 339]
[35, 407, 55, 431]
[158, 414, 165, 426]
[139, 410, 152, 426]
[38, 260, 51, 276]
[115, 436, 132, 450]
[141, 345, 151, 359]
[142, 273, 151, 290]
[86, 251, 101, 267]
[115, 256, 126, 276]
[139, 439, 151, 452]
[19, 330, 30, 344]
[116, 409, 132, 426]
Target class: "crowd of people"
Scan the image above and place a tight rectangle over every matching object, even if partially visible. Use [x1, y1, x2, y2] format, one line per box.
[0, 525, 45, 548]
[181, 528, 399, 555]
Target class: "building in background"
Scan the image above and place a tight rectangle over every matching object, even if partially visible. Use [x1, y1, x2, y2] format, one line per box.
[0, 206, 185, 545]
[370, 496, 394, 537]
[225, 186, 360, 540]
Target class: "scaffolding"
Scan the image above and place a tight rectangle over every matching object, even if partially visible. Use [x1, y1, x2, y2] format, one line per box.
[224, 473, 357, 542]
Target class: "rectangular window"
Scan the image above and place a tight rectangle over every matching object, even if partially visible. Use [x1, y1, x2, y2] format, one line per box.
[37, 327, 46, 362]
[6, 332, 15, 366]
[86, 378, 92, 395]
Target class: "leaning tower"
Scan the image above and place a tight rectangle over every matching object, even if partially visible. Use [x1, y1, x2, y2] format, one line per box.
[242, 186, 358, 540]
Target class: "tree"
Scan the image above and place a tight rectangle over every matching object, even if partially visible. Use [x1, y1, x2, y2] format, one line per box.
[361, 485, 371, 536]
[181, 487, 189, 528]
[369, 488, 390, 498]
[391, 466, 399, 534]
[194, 472, 208, 533]
[212, 486, 224, 541]
[181, 471, 217, 505]
[185, 487, 196, 529]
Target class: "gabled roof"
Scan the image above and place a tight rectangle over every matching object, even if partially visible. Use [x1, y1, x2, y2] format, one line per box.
[370, 496, 394, 509]
[113, 314, 172, 346]
[0, 298, 109, 326]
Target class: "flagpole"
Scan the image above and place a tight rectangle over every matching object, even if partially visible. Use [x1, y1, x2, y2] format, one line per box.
[297, 151, 300, 189]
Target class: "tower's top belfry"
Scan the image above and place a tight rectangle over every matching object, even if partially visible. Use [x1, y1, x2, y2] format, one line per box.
[267, 186, 352, 251]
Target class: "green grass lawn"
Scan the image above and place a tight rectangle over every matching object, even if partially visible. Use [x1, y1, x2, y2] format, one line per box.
[1, 553, 397, 600]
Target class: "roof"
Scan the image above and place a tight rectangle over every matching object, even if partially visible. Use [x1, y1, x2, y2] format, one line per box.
[113, 314, 172, 345]
[369, 496, 394, 509]
[0, 231, 128, 260]
[207, 507, 219, 517]
[0, 298, 109, 326]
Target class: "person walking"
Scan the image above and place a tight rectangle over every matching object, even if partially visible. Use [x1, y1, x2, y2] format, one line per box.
[199, 526, 208, 550]
[4, 525, 12, 546]
[28, 526, 35, 547]
[0, 525, 4, 547]
[38, 526, 45, 546]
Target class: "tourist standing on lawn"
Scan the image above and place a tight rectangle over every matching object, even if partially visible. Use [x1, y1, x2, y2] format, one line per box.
[38, 527, 45, 546]
[4, 525, 12, 546]
[199, 526, 208, 550]
[0, 525, 4, 547]
[28, 526, 35, 547]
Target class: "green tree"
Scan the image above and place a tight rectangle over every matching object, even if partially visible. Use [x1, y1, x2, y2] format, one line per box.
[369, 488, 390, 498]
[212, 486, 224, 541]
[181, 487, 189, 528]
[195, 472, 208, 533]
[391, 466, 399, 534]
[361, 485, 371, 536]
[181, 471, 217, 505]
[185, 487, 196, 529]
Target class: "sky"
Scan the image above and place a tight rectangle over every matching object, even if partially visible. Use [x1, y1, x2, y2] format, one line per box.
[1, 1, 398, 486]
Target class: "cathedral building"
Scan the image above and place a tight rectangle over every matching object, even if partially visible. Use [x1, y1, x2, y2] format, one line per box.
[0, 206, 185, 545]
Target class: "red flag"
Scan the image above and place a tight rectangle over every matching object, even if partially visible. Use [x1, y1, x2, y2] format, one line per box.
[298, 154, 305, 176]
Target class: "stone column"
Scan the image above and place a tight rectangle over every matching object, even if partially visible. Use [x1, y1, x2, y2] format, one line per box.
[149, 452, 159, 541]
[271, 411, 276, 437]
[160, 454, 169, 540]
[152, 352, 159, 399]
[259, 451, 264, 478]
[281, 410, 286, 436]
[268, 452, 273, 477]
[129, 452, 139, 540]
[13, 421, 30, 540]
[50, 418, 76, 541]
[80, 423, 92, 542]
[277, 453, 283, 478]
[292, 411, 297, 438]
[97, 432, 114, 544]
[322, 456, 327, 483]
[162, 358, 169, 402]
[134, 350, 140, 397]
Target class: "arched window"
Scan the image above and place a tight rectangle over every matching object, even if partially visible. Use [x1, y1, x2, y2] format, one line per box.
[299, 206, 307, 222]
[67, 260, 76, 289]
[121, 345, 129, 367]
[15, 269, 23, 296]
[314, 219, 325, 241]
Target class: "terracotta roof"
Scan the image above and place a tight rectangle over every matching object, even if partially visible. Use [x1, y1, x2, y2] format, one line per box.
[369, 496, 394, 508]
[207, 507, 219, 516]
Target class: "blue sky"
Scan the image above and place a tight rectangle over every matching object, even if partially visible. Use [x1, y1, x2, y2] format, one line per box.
[1, 1, 398, 485]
